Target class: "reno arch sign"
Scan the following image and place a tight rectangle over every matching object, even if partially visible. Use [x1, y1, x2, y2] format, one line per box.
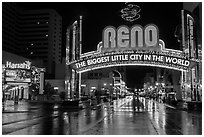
[103, 24, 158, 52]
[67, 24, 198, 73]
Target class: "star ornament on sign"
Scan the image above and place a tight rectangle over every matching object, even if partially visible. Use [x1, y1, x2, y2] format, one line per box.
[121, 3, 141, 22]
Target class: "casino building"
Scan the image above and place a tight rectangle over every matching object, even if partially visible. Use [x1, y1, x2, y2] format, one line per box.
[2, 51, 45, 101]
[180, 3, 202, 102]
[2, 3, 64, 101]
[2, 3, 62, 79]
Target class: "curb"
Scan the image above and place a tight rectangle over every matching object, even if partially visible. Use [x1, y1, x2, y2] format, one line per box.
[159, 101, 190, 112]
[2, 111, 30, 113]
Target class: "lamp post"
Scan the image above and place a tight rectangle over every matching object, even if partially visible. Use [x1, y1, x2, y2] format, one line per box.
[2, 83, 6, 104]
[2, 66, 6, 104]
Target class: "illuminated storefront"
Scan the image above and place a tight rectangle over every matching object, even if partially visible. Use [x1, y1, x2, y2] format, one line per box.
[2, 51, 45, 102]
[80, 68, 126, 99]
[2, 61, 32, 101]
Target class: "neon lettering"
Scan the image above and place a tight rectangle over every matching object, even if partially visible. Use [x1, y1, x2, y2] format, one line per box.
[103, 24, 158, 49]
[145, 25, 158, 47]
[131, 25, 143, 48]
[117, 26, 129, 48]
[6, 61, 31, 69]
[165, 57, 190, 66]
[75, 61, 86, 68]
[87, 56, 110, 66]
[103, 27, 116, 48]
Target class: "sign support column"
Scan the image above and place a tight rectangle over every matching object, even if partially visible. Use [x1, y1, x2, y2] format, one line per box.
[78, 16, 83, 100]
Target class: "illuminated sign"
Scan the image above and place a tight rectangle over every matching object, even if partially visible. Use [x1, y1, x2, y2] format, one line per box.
[70, 50, 197, 73]
[5, 69, 31, 83]
[5, 61, 31, 70]
[102, 24, 160, 52]
[67, 24, 199, 73]
[181, 10, 196, 58]
[31, 67, 46, 88]
[120, 3, 141, 22]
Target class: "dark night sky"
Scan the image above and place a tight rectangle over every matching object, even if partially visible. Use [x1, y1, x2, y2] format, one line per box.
[17, 2, 183, 88]
[18, 2, 183, 53]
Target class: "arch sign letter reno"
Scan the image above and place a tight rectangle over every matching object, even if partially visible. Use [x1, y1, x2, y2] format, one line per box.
[67, 24, 198, 73]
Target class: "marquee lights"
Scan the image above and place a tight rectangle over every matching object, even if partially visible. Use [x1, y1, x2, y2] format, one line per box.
[66, 23, 199, 74]
[5, 69, 31, 83]
[78, 63, 188, 74]
[3, 60, 46, 88]
[78, 39, 183, 60]
[70, 50, 197, 73]
[31, 67, 46, 87]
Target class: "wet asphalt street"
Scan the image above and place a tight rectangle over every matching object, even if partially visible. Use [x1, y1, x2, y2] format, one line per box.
[2, 97, 202, 135]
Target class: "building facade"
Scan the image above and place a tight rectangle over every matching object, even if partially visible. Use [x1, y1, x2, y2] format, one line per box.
[81, 67, 127, 99]
[2, 51, 45, 101]
[2, 3, 21, 54]
[2, 3, 62, 79]
[181, 2, 202, 102]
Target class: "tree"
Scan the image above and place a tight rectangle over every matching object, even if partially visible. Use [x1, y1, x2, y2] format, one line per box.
[59, 91, 66, 100]
[43, 82, 55, 100]
[29, 83, 39, 100]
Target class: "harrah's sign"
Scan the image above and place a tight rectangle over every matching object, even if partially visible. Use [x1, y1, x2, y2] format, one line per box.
[6, 61, 31, 70]
[102, 24, 159, 52]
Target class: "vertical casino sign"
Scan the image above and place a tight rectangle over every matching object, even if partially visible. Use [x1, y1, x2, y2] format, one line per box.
[181, 10, 197, 58]
[181, 10, 200, 101]
[31, 66, 46, 94]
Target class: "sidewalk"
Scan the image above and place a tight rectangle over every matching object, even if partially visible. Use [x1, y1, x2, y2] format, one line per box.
[153, 98, 202, 113]
[2, 100, 31, 113]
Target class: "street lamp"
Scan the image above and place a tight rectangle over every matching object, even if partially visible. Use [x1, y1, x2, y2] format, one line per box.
[54, 87, 59, 90]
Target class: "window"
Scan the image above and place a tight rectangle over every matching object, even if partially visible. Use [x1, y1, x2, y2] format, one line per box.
[90, 73, 93, 77]
[94, 73, 98, 77]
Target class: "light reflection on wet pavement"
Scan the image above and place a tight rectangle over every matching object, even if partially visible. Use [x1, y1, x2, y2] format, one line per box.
[2, 97, 202, 135]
